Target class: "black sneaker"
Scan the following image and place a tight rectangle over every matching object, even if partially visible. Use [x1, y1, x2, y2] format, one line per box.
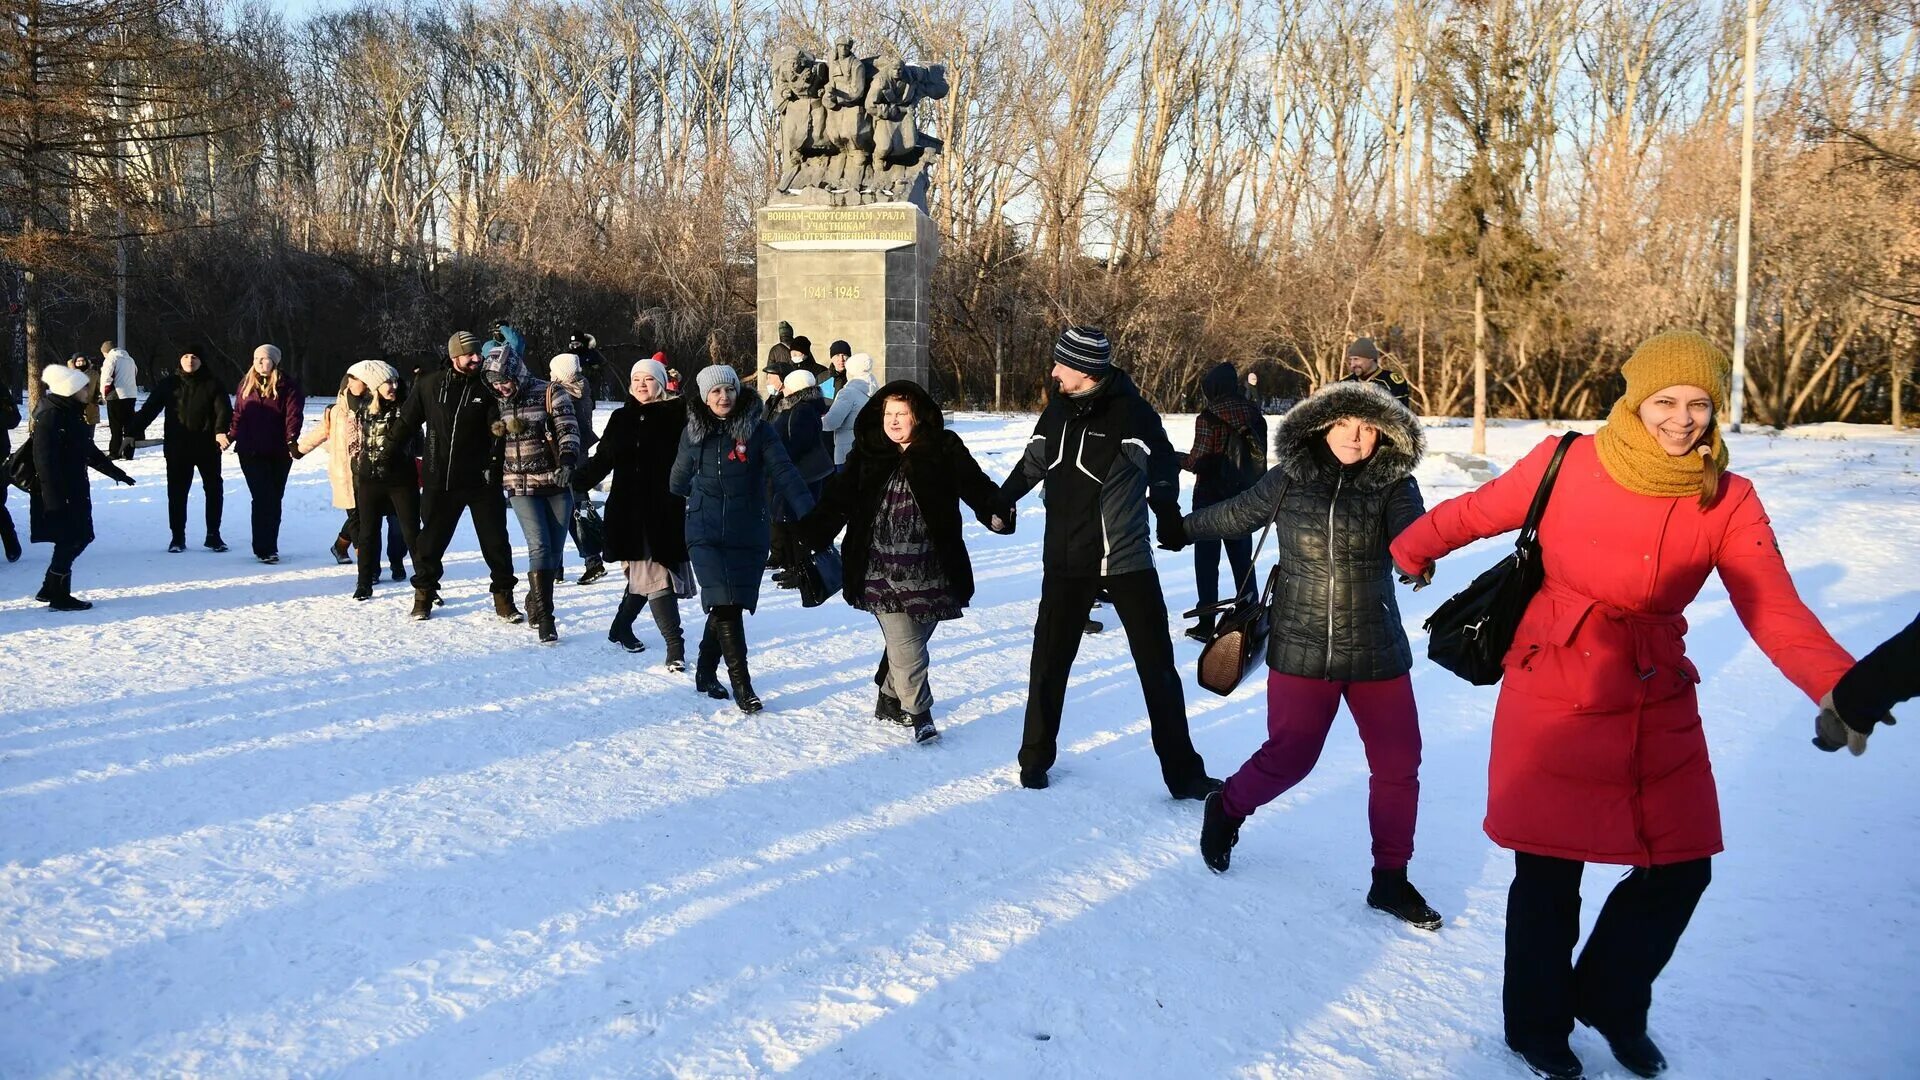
[204, 536, 228, 552]
[1168, 775, 1225, 801]
[168, 539, 186, 553]
[260, 553, 280, 565]
[1366, 868, 1443, 931]
[1199, 791, 1244, 873]
[1183, 624, 1212, 643]
[352, 585, 374, 602]
[1576, 1018, 1667, 1078]
[575, 560, 607, 586]
[1508, 1040, 1585, 1079]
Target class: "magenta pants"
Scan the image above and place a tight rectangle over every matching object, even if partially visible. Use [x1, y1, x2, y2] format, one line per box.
[1221, 670, 1422, 870]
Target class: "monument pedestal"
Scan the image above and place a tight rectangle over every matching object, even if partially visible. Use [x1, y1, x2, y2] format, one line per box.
[755, 203, 936, 388]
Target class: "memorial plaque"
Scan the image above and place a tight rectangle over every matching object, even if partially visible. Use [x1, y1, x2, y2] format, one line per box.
[756, 202, 936, 390]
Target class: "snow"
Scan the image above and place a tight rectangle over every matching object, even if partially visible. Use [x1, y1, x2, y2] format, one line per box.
[2, 408, 1917, 1078]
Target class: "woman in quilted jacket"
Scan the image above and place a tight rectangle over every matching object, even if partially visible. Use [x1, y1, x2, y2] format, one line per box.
[1389, 332, 1856, 1080]
[1173, 379, 1436, 932]
[483, 341, 581, 644]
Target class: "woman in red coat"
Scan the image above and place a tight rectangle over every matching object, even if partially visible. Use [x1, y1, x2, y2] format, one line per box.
[1390, 331, 1854, 1080]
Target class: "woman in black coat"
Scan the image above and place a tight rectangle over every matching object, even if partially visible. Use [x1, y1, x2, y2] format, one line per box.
[799, 380, 1013, 743]
[1170, 380, 1439, 930]
[575, 358, 693, 670]
[30, 364, 134, 610]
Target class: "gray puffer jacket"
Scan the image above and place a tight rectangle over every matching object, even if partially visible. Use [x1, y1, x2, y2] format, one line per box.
[1185, 381, 1426, 681]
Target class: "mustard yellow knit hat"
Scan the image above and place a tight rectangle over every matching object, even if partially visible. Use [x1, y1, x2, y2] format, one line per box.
[1617, 331, 1730, 415]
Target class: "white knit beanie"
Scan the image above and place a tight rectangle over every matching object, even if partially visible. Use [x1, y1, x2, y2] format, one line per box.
[847, 353, 874, 380]
[695, 364, 740, 396]
[346, 360, 397, 390]
[41, 365, 89, 399]
[782, 369, 817, 395]
[631, 357, 669, 391]
[549, 353, 582, 383]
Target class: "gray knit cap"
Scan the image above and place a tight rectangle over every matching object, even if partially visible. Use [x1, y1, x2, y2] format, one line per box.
[695, 364, 740, 396]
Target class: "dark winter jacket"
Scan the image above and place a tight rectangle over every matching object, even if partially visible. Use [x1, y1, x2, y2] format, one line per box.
[1184, 362, 1268, 507]
[575, 394, 689, 565]
[228, 372, 304, 457]
[134, 366, 232, 449]
[483, 345, 581, 496]
[1001, 367, 1181, 577]
[800, 380, 1009, 609]
[353, 395, 418, 486]
[1186, 381, 1426, 681]
[1834, 612, 1920, 722]
[397, 363, 503, 493]
[30, 395, 132, 545]
[772, 386, 834, 484]
[1343, 367, 1412, 408]
[669, 385, 815, 611]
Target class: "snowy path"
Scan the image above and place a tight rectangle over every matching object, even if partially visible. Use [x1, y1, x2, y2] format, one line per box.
[2, 412, 1916, 1078]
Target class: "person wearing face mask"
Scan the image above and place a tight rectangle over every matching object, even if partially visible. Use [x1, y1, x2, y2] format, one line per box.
[1389, 331, 1858, 1080]
[669, 364, 816, 712]
[29, 363, 134, 609]
[226, 344, 304, 564]
[402, 331, 521, 625]
[998, 325, 1219, 801]
[346, 361, 418, 601]
[799, 381, 1015, 744]
[1164, 381, 1437, 931]
[547, 351, 606, 586]
[574, 357, 693, 667]
[131, 353, 232, 553]
[483, 340, 582, 645]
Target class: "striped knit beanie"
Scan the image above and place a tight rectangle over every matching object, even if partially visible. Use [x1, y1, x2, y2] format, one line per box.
[1053, 325, 1113, 376]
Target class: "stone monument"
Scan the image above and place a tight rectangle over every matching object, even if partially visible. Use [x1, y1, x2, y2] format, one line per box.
[757, 39, 946, 388]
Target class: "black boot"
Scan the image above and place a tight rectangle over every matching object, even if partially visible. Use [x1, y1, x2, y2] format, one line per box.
[411, 587, 435, 621]
[909, 710, 940, 743]
[1507, 1040, 1585, 1079]
[492, 589, 524, 624]
[608, 591, 647, 652]
[649, 593, 685, 671]
[45, 571, 92, 611]
[1576, 1019, 1667, 1079]
[875, 689, 908, 725]
[1184, 611, 1216, 643]
[576, 557, 607, 586]
[204, 533, 228, 553]
[1199, 790, 1244, 873]
[3, 512, 23, 562]
[713, 612, 762, 713]
[1168, 774, 1225, 801]
[352, 573, 375, 601]
[1366, 867, 1443, 931]
[34, 571, 57, 603]
[694, 621, 728, 699]
[530, 570, 558, 644]
[168, 536, 186, 553]
[329, 533, 352, 565]
[390, 558, 406, 582]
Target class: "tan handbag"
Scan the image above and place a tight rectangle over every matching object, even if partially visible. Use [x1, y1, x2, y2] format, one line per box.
[1189, 480, 1290, 697]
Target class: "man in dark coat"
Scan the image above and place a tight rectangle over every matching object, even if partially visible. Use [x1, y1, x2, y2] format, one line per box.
[134, 352, 233, 552]
[1342, 337, 1412, 408]
[30, 364, 134, 609]
[1814, 612, 1916, 754]
[400, 330, 520, 623]
[999, 325, 1217, 799]
[1181, 361, 1268, 640]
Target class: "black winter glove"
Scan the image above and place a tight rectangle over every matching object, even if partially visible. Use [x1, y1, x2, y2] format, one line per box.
[1812, 691, 1896, 756]
[1156, 512, 1189, 552]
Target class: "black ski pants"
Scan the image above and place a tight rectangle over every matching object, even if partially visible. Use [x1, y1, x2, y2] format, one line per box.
[353, 476, 420, 589]
[411, 485, 517, 595]
[164, 441, 223, 543]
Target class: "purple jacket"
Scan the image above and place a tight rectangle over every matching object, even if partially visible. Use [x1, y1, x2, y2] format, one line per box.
[229, 374, 305, 457]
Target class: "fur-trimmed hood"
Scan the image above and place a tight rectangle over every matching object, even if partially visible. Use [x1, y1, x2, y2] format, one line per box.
[685, 383, 766, 444]
[1274, 381, 1424, 491]
[853, 379, 945, 454]
[776, 385, 825, 413]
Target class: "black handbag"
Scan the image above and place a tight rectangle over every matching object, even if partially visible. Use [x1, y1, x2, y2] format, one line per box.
[571, 496, 606, 557]
[796, 545, 844, 609]
[1422, 432, 1578, 685]
[5, 440, 34, 494]
[1188, 480, 1290, 697]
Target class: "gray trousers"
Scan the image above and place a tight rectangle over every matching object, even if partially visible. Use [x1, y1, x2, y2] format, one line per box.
[874, 612, 939, 714]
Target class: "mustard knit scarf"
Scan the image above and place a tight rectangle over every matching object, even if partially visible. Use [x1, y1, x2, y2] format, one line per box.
[1593, 397, 1729, 499]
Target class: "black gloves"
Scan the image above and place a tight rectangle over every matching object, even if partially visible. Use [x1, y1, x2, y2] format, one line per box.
[1812, 691, 1896, 756]
[1156, 511, 1189, 552]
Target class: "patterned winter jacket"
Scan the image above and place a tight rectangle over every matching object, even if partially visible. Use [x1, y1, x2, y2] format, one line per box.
[482, 344, 580, 496]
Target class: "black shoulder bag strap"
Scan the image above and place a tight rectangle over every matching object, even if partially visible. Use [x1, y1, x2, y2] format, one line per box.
[1516, 432, 1581, 556]
[1189, 476, 1293, 618]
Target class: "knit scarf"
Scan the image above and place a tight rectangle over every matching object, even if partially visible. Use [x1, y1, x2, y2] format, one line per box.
[1593, 397, 1728, 499]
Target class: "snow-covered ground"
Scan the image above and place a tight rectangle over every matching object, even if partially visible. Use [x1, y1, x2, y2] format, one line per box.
[2, 407, 1916, 1079]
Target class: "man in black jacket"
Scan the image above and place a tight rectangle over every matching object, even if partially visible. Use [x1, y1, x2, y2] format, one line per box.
[1000, 326, 1217, 799]
[401, 331, 520, 623]
[134, 352, 233, 553]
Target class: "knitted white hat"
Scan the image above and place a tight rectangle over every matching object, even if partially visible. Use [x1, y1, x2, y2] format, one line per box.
[846, 353, 874, 380]
[630, 357, 669, 391]
[782, 369, 817, 395]
[549, 353, 582, 383]
[41, 365, 89, 399]
[346, 360, 397, 390]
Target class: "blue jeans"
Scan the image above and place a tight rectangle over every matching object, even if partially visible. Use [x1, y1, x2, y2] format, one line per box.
[510, 491, 572, 572]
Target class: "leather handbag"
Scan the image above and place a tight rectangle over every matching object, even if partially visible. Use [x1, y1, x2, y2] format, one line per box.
[1190, 480, 1291, 697]
[796, 545, 844, 609]
[1422, 432, 1578, 685]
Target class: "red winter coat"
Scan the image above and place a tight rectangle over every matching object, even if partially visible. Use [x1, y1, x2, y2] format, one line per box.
[1391, 435, 1852, 866]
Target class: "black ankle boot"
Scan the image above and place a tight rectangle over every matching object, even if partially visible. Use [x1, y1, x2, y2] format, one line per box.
[576, 557, 607, 586]
[712, 612, 761, 713]
[875, 689, 908, 725]
[1576, 1018, 1667, 1078]
[649, 593, 685, 671]
[608, 592, 646, 652]
[1366, 867, 1443, 931]
[329, 533, 352, 565]
[44, 571, 92, 611]
[694, 622, 728, 699]
[492, 588, 524, 624]
[1507, 1039, 1585, 1079]
[1200, 791, 1244, 873]
[2, 513, 23, 562]
[909, 711, 940, 743]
